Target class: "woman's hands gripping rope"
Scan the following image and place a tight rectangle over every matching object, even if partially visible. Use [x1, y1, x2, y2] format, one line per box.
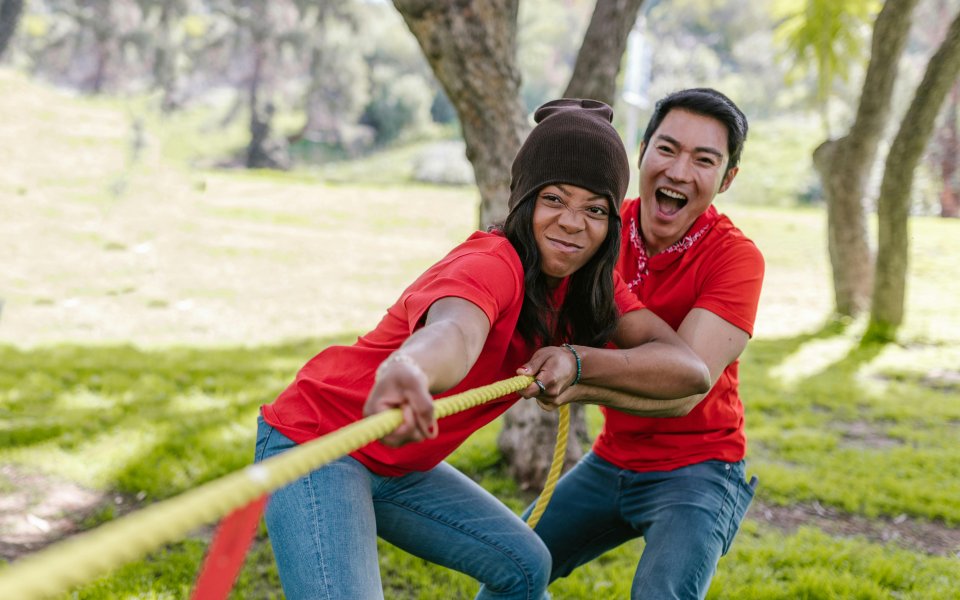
[517, 343, 582, 409]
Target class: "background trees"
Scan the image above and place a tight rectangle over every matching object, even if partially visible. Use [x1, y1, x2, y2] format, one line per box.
[777, 0, 960, 341]
[868, 8, 960, 341]
[0, 0, 23, 59]
[790, 0, 919, 319]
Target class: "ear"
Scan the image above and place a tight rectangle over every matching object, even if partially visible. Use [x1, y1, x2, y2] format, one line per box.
[637, 141, 647, 169]
[717, 166, 739, 194]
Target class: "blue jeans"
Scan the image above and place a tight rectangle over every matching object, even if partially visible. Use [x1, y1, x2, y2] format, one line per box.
[255, 416, 551, 600]
[526, 451, 756, 600]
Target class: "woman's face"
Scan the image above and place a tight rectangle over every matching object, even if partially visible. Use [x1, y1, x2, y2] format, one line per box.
[532, 183, 610, 287]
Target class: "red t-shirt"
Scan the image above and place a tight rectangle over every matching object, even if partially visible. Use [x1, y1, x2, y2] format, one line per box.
[262, 230, 644, 476]
[594, 197, 765, 471]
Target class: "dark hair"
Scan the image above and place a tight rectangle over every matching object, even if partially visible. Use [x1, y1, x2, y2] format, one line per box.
[639, 88, 748, 177]
[499, 195, 621, 347]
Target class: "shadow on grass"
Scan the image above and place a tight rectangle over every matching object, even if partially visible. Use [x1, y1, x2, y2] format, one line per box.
[742, 317, 960, 525]
[742, 316, 883, 414]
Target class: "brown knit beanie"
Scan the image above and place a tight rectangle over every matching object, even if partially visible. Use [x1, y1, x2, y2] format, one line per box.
[508, 98, 629, 217]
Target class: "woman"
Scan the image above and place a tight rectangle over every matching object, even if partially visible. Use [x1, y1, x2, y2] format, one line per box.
[255, 99, 710, 599]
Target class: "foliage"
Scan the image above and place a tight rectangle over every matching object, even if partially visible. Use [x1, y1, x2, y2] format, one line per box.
[362, 68, 434, 145]
[773, 0, 880, 133]
[516, 0, 593, 110]
[725, 113, 823, 206]
[11, 0, 441, 159]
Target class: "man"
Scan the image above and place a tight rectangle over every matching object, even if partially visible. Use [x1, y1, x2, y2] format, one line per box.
[526, 88, 764, 599]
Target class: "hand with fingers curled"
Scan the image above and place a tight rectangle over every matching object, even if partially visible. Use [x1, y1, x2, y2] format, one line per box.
[363, 354, 438, 447]
[516, 344, 582, 407]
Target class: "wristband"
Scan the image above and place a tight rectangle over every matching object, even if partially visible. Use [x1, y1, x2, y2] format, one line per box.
[562, 343, 581, 386]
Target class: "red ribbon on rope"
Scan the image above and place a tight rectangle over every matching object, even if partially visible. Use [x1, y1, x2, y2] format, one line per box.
[190, 495, 267, 600]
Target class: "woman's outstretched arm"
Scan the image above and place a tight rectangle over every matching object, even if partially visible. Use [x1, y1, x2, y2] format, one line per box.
[363, 297, 491, 446]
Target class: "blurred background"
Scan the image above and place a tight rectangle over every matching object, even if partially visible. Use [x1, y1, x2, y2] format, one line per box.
[0, 1, 958, 598]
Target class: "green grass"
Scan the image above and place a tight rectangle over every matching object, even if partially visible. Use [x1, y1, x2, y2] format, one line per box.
[2, 323, 958, 598]
[1, 68, 959, 598]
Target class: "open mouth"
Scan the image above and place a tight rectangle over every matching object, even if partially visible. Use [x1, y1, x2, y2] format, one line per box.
[655, 187, 687, 216]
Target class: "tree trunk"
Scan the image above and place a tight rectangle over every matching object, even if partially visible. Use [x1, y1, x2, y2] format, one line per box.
[562, 0, 646, 105]
[245, 41, 287, 170]
[392, 0, 528, 227]
[816, 0, 920, 318]
[498, 402, 589, 492]
[866, 9, 960, 342]
[246, 42, 267, 168]
[154, 1, 179, 113]
[0, 0, 23, 60]
[935, 85, 960, 218]
[943, 182, 960, 218]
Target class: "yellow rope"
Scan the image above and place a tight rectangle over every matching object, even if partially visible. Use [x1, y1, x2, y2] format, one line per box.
[525, 403, 570, 529]
[0, 375, 535, 600]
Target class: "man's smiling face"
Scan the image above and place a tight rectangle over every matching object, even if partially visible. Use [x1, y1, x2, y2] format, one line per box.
[637, 109, 738, 254]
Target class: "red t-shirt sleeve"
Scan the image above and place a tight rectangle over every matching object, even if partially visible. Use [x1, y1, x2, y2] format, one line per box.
[400, 247, 522, 332]
[693, 239, 764, 337]
[614, 271, 645, 314]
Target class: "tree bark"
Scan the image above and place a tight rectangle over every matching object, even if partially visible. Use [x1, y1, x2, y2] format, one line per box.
[562, 0, 646, 105]
[815, 0, 920, 318]
[393, 0, 528, 227]
[866, 9, 960, 341]
[934, 85, 960, 218]
[154, 1, 179, 112]
[498, 402, 589, 492]
[0, 0, 23, 60]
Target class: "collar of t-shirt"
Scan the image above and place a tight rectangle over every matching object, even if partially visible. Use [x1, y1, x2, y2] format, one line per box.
[626, 200, 720, 292]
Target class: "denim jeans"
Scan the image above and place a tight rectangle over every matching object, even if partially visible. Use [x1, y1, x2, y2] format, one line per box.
[526, 451, 756, 600]
[254, 416, 551, 600]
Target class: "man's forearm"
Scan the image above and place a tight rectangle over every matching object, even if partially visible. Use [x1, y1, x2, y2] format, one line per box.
[559, 383, 705, 418]
[575, 342, 711, 400]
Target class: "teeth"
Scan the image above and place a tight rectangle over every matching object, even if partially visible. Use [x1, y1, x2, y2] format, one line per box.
[658, 188, 687, 200]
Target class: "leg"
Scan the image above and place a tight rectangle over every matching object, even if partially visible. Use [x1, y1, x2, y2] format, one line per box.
[255, 417, 383, 600]
[526, 451, 638, 582]
[624, 460, 756, 600]
[372, 462, 551, 600]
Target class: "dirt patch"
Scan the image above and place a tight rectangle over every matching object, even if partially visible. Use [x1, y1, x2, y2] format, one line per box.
[922, 368, 960, 392]
[0, 464, 142, 562]
[751, 500, 960, 558]
[837, 420, 902, 450]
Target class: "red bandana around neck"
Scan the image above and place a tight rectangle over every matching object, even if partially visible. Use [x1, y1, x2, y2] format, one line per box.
[626, 202, 719, 293]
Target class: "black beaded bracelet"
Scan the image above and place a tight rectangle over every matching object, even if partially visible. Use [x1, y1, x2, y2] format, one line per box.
[562, 343, 582, 386]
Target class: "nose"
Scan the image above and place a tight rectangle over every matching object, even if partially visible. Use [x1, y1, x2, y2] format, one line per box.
[665, 156, 693, 182]
[557, 204, 585, 232]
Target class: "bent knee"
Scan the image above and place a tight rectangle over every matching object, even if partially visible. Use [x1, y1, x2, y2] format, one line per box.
[480, 536, 552, 598]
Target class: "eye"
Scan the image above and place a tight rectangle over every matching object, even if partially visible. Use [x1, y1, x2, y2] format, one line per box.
[657, 144, 675, 155]
[585, 205, 609, 218]
[697, 156, 718, 167]
[540, 193, 563, 204]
